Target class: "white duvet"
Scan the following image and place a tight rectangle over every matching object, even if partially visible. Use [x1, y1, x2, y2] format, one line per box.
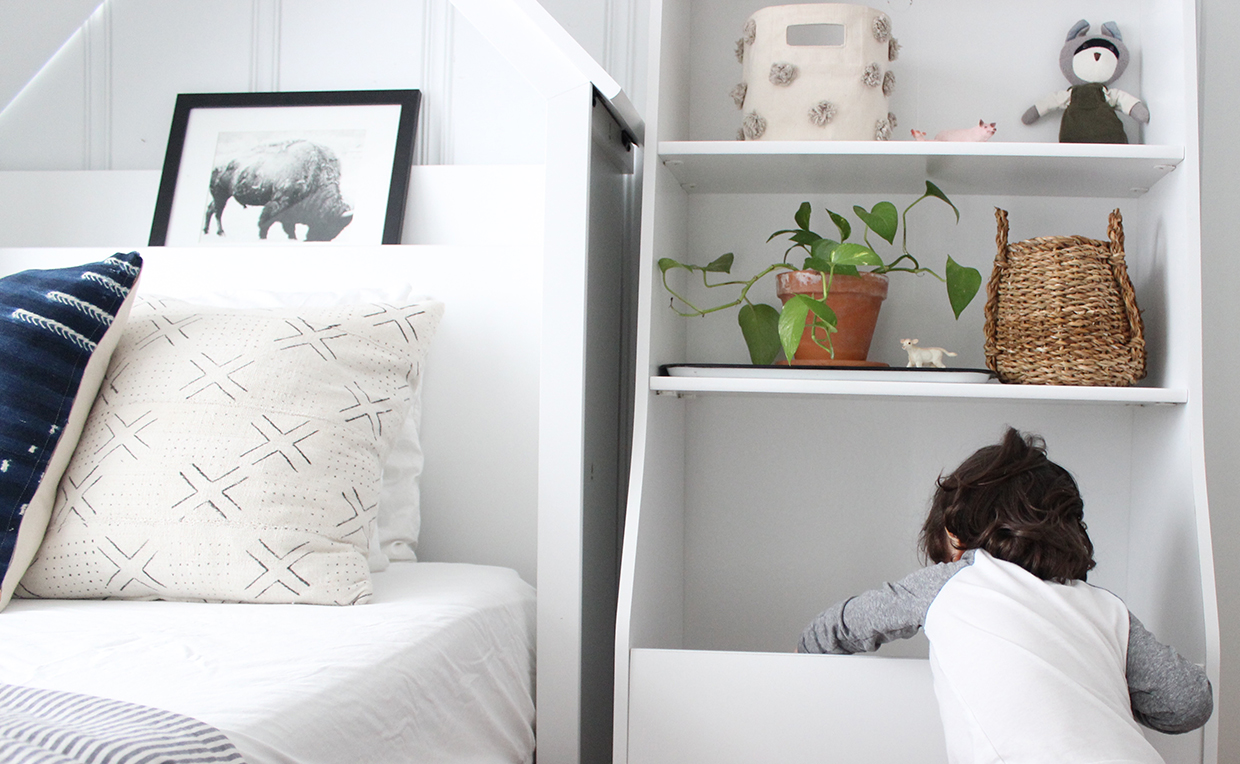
[0, 562, 536, 764]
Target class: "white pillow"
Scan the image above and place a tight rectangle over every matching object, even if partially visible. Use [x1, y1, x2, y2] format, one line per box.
[19, 297, 443, 605]
[136, 287, 430, 572]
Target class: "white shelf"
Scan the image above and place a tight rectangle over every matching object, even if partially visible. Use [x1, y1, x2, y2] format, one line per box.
[628, 649, 945, 764]
[620, 2, 1216, 763]
[650, 374, 1188, 404]
[659, 141, 1184, 197]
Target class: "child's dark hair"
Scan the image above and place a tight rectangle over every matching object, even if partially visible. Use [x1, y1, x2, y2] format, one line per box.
[919, 428, 1095, 583]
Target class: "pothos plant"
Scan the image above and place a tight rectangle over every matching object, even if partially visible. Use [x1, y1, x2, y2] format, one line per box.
[658, 181, 982, 365]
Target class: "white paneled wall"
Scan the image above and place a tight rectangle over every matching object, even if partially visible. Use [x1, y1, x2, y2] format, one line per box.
[0, 0, 553, 171]
[0, 0, 101, 120]
[536, 0, 648, 117]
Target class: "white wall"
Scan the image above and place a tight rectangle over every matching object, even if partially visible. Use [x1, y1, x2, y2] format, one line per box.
[0, 0, 101, 110]
[0, 0, 548, 171]
[0, 0, 652, 173]
[535, 0, 648, 117]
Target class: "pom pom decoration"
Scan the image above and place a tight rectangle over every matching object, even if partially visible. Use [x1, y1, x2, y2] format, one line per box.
[769, 63, 799, 86]
[862, 63, 883, 88]
[742, 111, 768, 140]
[809, 101, 839, 127]
[730, 83, 748, 110]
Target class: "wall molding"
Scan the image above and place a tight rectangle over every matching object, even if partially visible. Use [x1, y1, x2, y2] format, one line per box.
[419, 0, 454, 165]
[84, 2, 112, 170]
[250, 0, 283, 92]
[604, 0, 639, 95]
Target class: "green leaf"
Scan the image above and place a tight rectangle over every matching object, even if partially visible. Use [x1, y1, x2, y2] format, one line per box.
[803, 297, 838, 328]
[767, 228, 822, 246]
[777, 295, 838, 362]
[802, 256, 834, 273]
[773, 295, 843, 362]
[827, 209, 852, 241]
[659, 254, 734, 275]
[777, 295, 812, 364]
[831, 242, 884, 268]
[738, 303, 782, 365]
[945, 256, 982, 319]
[924, 181, 960, 223]
[657, 257, 686, 274]
[794, 201, 812, 231]
[831, 264, 860, 277]
[704, 253, 735, 273]
[789, 230, 823, 247]
[809, 238, 840, 263]
[853, 202, 899, 245]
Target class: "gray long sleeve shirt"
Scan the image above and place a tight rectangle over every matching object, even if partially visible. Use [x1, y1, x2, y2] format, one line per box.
[800, 550, 1213, 737]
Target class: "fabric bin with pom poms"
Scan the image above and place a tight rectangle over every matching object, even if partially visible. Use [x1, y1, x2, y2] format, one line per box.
[732, 3, 899, 141]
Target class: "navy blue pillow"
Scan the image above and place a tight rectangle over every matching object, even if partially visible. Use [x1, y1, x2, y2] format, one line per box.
[0, 252, 142, 609]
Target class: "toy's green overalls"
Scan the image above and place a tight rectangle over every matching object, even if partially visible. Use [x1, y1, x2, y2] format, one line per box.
[1060, 83, 1128, 144]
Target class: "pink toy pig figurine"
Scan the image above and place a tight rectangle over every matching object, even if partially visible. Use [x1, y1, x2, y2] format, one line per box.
[911, 120, 996, 142]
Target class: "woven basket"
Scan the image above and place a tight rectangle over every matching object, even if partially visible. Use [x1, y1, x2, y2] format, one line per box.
[983, 208, 1146, 386]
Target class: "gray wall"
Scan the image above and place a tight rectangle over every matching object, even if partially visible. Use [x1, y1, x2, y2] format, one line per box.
[1200, 0, 1239, 758]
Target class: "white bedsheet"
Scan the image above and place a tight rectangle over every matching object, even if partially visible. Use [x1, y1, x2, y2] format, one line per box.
[0, 562, 536, 764]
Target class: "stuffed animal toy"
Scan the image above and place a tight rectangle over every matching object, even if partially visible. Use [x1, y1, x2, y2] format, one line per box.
[1022, 20, 1149, 144]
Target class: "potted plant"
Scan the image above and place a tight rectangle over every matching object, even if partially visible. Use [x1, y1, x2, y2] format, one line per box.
[658, 181, 982, 365]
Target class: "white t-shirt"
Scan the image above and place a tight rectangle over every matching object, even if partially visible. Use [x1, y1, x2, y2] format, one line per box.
[924, 550, 1162, 764]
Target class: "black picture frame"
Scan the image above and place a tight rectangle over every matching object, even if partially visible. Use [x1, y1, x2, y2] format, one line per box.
[149, 89, 420, 246]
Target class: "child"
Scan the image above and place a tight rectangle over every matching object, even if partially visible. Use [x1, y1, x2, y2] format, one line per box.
[799, 428, 1212, 763]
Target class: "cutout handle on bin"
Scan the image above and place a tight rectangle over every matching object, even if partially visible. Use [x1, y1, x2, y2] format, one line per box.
[786, 23, 846, 46]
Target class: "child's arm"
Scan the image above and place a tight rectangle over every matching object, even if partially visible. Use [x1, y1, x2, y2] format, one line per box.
[799, 556, 971, 654]
[1126, 613, 1213, 733]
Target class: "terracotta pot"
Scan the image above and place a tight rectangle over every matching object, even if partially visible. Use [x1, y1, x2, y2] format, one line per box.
[775, 271, 889, 365]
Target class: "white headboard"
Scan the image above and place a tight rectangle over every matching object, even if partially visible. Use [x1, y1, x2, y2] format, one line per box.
[0, 160, 547, 582]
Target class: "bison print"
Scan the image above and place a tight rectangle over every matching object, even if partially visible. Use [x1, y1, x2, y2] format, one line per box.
[203, 138, 354, 242]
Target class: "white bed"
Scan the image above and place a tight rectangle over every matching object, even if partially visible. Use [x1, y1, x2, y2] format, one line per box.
[0, 246, 546, 763]
[0, 562, 535, 764]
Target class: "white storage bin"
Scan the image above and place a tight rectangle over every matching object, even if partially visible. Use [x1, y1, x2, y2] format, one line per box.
[735, 3, 896, 141]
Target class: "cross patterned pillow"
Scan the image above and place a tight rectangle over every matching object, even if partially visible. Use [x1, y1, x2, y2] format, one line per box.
[18, 296, 443, 605]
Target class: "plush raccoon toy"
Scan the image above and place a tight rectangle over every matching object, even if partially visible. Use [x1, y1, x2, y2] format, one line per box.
[1022, 20, 1149, 144]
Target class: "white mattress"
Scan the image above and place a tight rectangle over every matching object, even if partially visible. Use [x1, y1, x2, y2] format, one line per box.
[0, 562, 536, 764]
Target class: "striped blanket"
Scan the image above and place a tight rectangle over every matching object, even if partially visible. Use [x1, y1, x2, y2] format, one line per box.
[0, 683, 246, 763]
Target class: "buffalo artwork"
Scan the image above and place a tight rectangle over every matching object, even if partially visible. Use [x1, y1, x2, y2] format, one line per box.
[203, 138, 354, 242]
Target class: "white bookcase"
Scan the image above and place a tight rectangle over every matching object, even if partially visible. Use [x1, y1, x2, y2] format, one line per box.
[614, 1, 1217, 763]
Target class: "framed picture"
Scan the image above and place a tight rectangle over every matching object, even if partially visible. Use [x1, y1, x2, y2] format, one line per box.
[149, 89, 420, 246]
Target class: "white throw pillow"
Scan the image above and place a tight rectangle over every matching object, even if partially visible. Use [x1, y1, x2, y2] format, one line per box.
[135, 287, 430, 572]
[18, 297, 443, 605]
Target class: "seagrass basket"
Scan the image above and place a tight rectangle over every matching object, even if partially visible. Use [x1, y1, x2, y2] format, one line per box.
[983, 208, 1146, 386]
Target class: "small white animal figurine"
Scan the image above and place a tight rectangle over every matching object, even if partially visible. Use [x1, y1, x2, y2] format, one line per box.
[901, 338, 958, 368]
[911, 120, 997, 142]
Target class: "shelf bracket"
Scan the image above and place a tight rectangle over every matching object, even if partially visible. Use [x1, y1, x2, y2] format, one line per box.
[655, 390, 695, 399]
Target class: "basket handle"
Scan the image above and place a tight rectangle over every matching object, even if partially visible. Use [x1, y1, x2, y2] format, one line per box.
[1108, 208, 1125, 260]
[994, 207, 1010, 265]
[983, 208, 1010, 374]
[1105, 208, 1147, 377]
